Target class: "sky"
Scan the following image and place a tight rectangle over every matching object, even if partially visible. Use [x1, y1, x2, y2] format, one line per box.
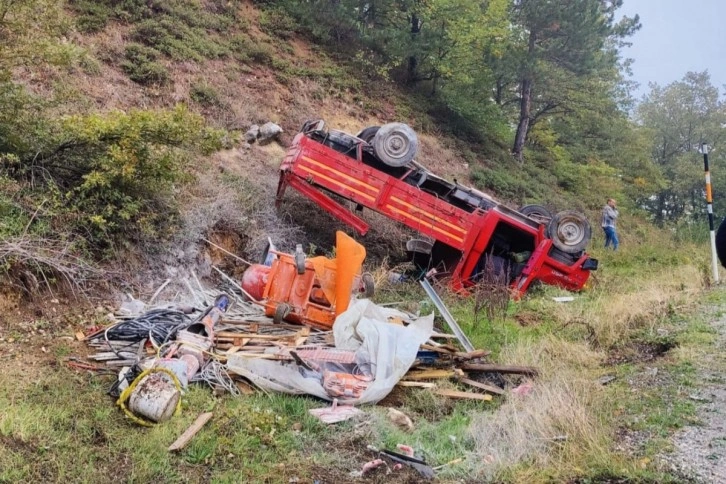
[618, 0, 726, 99]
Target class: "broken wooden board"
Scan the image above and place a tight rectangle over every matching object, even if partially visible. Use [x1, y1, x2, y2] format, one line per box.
[458, 378, 505, 395]
[435, 389, 493, 401]
[397, 381, 437, 389]
[404, 369, 456, 380]
[430, 332, 457, 340]
[168, 412, 213, 452]
[453, 349, 491, 360]
[461, 363, 539, 377]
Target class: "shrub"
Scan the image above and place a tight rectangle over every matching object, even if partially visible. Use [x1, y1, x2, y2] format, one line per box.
[69, 0, 114, 33]
[190, 82, 221, 107]
[6, 106, 226, 249]
[259, 8, 298, 40]
[121, 44, 169, 85]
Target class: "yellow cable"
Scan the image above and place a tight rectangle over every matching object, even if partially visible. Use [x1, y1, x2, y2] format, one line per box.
[116, 367, 182, 427]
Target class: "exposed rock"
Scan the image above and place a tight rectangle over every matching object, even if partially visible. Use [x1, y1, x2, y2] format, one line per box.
[244, 124, 259, 143]
[258, 122, 283, 143]
[387, 408, 414, 432]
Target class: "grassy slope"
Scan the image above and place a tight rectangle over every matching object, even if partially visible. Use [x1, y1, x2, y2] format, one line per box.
[1, 1, 725, 482]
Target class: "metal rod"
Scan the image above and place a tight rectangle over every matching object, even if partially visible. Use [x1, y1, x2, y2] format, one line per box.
[420, 279, 474, 352]
[703, 143, 720, 283]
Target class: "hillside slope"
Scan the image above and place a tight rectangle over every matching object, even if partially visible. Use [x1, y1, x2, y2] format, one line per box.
[6, 0, 617, 270]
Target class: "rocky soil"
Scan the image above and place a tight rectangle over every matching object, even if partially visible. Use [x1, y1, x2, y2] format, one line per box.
[659, 310, 726, 483]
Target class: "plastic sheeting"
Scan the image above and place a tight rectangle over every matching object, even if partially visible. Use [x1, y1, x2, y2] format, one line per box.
[227, 299, 434, 405]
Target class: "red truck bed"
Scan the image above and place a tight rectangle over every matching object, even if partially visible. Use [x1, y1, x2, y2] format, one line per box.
[276, 121, 597, 296]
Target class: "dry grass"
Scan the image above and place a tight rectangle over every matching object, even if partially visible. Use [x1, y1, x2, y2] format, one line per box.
[0, 236, 99, 298]
[555, 265, 703, 347]
[469, 337, 609, 481]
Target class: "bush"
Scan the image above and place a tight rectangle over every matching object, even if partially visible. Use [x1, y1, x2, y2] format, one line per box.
[121, 44, 169, 85]
[5, 106, 226, 250]
[259, 8, 298, 40]
[69, 0, 114, 33]
[190, 82, 221, 107]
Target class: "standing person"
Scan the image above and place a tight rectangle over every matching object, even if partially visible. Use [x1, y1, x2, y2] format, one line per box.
[601, 198, 619, 250]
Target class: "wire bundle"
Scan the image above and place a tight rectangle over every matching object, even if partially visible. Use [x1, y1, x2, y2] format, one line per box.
[105, 309, 192, 347]
[191, 360, 240, 396]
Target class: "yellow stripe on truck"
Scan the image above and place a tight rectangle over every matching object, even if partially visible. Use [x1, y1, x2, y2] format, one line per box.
[386, 205, 464, 243]
[302, 156, 380, 192]
[298, 165, 376, 202]
[390, 196, 467, 234]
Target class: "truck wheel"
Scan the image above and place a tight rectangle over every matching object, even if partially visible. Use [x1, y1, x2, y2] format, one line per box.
[273, 303, 291, 324]
[519, 204, 552, 225]
[372, 122, 418, 167]
[547, 211, 591, 254]
[356, 126, 380, 143]
[360, 272, 375, 298]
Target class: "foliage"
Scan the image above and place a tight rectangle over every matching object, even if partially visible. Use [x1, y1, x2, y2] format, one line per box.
[3, 106, 225, 249]
[259, 7, 298, 40]
[70, 0, 240, 62]
[121, 43, 169, 85]
[506, 0, 641, 160]
[636, 71, 726, 223]
[190, 82, 221, 107]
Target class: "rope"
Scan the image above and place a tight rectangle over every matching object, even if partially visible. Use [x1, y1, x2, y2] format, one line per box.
[116, 367, 182, 427]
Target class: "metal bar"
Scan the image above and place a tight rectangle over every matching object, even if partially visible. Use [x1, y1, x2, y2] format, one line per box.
[420, 279, 474, 352]
[286, 175, 370, 235]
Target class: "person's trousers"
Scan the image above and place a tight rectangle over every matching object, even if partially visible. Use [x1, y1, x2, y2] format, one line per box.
[603, 226, 618, 250]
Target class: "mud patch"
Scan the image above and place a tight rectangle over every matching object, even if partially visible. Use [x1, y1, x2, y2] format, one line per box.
[606, 340, 678, 365]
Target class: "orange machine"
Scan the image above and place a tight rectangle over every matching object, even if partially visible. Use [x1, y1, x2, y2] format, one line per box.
[241, 232, 373, 330]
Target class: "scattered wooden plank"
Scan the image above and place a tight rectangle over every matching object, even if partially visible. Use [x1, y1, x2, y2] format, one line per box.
[75, 331, 86, 341]
[454, 349, 490, 360]
[460, 363, 538, 377]
[435, 389, 493, 401]
[420, 344, 454, 354]
[397, 381, 437, 389]
[226, 346, 242, 355]
[430, 332, 457, 339]
[404, 369, 456, 380]
[168, 412, 213, 452]
[89, 352, 137, 361]
[459, 378, 505, 395]
[216, 332, 296, 341]
[105, 360, 137, 367]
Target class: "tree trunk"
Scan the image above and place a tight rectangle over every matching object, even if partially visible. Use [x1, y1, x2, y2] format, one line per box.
[656, 192, 666, 225]
[512, 77, 532, 162]
[406, 13, 421, 85]
[512, 29, 536, 162]
[494, 77, 504, 105]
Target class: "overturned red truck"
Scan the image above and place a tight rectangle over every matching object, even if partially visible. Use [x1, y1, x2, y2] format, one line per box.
[275, 120, 598, 297]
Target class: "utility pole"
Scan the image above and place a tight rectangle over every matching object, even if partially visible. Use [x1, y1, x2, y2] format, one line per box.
[702, 143, 720, 283]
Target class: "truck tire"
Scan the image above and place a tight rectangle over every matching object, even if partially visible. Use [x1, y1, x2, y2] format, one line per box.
[519, 204, 552, 225]
[547, 211, 591, 254]
[356, 126, 380, 143]
[372, 123, 418, 167]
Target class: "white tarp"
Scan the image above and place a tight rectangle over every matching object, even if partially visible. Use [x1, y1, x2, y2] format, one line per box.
[227, 299, 434, 405]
